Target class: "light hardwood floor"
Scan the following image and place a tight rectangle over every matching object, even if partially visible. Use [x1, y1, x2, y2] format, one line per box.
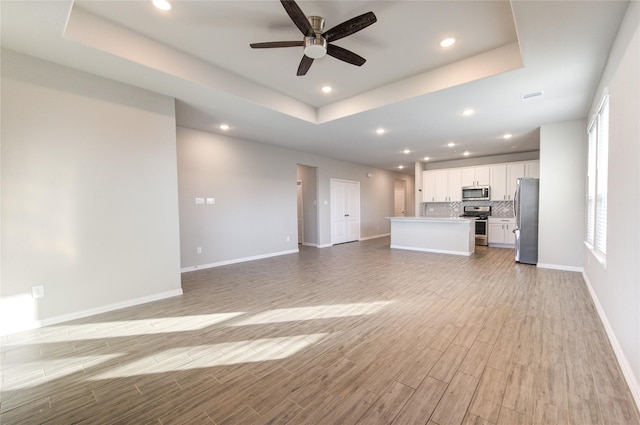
[1, 238, 639, 424]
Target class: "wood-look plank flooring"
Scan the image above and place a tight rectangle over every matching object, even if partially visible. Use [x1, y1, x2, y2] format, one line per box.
[2, 238, 639, 424]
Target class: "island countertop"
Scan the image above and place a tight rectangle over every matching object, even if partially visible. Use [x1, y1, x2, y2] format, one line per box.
[387, 216, 476, 222]
[387, 216, 475, 256]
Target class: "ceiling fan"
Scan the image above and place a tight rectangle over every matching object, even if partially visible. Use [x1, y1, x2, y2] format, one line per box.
[250, 0, 377, 76]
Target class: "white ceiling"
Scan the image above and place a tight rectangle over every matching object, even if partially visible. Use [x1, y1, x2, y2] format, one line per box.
[0, 1, 629, 174]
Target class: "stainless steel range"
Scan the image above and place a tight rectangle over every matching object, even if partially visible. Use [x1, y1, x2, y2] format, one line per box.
[461, 206, 491, 246]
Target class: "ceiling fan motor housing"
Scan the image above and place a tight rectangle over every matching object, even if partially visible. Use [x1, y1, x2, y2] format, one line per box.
[304, 16, 327, 58]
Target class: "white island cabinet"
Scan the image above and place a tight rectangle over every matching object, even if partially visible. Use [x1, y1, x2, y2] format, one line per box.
[388, 217, 475, 256]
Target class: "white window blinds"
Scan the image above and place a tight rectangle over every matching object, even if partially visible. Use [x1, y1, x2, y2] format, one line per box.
[586, 95, 609, 259]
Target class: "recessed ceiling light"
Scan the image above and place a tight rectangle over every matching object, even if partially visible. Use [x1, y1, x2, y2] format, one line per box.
[462, 108, 475, 117]
[398, 165, 404, 169]
[447, 142, 455, 147]
[403, 149, 410, 154]
[376, 128, 385, 135]
[424, 156, 430, 161]
[440, 37, 456, 48]
[220, 124, 230, 130]
[503, 133, 513, 139]
[152, 0, 171, 11]
[463, 151, 470, 156]
[321, 86, 332, 93]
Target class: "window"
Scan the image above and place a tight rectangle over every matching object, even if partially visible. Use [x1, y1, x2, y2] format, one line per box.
[586, 95, 608, 261]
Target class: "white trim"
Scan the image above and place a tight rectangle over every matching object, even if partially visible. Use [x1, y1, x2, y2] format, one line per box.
[582, 272, 640, 412]
[537, 263, 584, 273]
[0, 289, 184, 336]
[360, 233, 390, 241]
[181, 249, 299, 273]
[317, 243, 333, 248]
[390, 244, 473, 256]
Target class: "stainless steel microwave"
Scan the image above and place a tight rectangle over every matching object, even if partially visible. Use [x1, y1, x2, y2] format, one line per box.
[462, 186, 490, 201]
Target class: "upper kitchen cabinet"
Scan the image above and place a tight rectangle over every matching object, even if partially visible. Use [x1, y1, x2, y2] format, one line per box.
[423, 170, 437, 203]
[490, 160, 539, 201]
[423, 169, 462, 202]
[525, 161, 540, 179]
[426, 160, 538, 202]
[461, 166, 490, 187]
[490, 165, 508, 200]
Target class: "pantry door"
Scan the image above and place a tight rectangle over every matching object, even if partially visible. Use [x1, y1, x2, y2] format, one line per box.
[331, 179, 360, 245]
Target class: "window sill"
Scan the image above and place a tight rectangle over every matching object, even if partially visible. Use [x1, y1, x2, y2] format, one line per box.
[584, 241, 607, 269]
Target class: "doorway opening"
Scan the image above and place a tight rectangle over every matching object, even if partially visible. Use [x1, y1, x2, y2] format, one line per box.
[296, 164, 319, 246]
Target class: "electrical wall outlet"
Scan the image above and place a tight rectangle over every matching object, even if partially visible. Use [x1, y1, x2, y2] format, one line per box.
[286, 236, 291, 243]
[32, 285, 45, 299]
[197, 247, 202, 254]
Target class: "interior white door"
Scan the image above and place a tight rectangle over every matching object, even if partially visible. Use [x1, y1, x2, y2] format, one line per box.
[394, 188, 405, 216]
[331, 179, 360, 244]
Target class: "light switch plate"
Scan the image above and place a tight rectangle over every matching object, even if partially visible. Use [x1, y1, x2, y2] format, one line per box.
[195, 197, 205, 205]
[206, 198, 215, 205]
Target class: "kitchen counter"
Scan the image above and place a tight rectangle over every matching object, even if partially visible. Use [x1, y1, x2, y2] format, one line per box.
[387, 216, 475, 256]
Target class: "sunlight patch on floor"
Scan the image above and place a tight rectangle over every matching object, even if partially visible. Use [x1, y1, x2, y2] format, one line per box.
[1, 354, 121, 390]
[3, 313, 245, 345]
[88, 333, 328, 380]
[231, 301, 393, 326]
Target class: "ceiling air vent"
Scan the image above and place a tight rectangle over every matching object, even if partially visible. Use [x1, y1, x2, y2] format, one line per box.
[521, 91, 544, 101]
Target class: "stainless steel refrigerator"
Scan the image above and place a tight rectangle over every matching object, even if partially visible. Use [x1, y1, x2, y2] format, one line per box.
[514, 177, 539, 265]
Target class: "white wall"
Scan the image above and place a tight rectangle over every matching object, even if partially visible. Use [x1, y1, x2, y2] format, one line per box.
[538, 120, 586, 270]
[176, 126, 411, 269]
[583, 1, 640, 405]
[0, 50, 182, 334]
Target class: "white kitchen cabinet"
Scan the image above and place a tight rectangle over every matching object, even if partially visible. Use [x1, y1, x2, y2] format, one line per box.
[506, 163, 526, 201]
[490, 165, 508, 200]
[488, 217, 516, 246]
[422, 170, 437, 202]
[461, 166, 490, 187]
[424, 160, 539, 203]
[447, 169, 462, 202]
[525, 160, 540, 179]
[423, 169, 461, 202]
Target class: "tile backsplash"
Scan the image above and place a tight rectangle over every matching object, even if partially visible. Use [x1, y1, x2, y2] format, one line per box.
[423, 201, 514, 218]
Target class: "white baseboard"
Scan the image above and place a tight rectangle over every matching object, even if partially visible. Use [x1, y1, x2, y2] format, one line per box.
[1, 289, 183, 336]
[537, 263, 584, 273]
[301, 242, 318, 247]
[181, 249, 299, 273]
[360, 233, 390, 241]
[582, 272, 640, 412]
[317, 244, 333, 248]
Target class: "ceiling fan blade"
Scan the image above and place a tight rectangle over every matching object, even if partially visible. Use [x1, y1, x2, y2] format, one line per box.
[327, 44, 366, 66]
[297, 55, 314, 76]
[322, 11, 377, 42]
[280, 0, 314, 36]
[250, 41, 303, 49]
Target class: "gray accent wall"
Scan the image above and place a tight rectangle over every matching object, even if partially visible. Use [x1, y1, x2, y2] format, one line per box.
[1, 50, 182, 333]
[538, 119, 586, 270]
[583, 1, 640, 403]
[176, 126, 412, 269]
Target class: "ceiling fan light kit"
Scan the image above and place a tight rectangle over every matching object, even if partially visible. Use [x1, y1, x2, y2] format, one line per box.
[250, 0, 377, 76]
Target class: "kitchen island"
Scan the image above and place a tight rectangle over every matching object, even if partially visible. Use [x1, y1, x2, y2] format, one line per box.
[387, 216, 476, 256]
